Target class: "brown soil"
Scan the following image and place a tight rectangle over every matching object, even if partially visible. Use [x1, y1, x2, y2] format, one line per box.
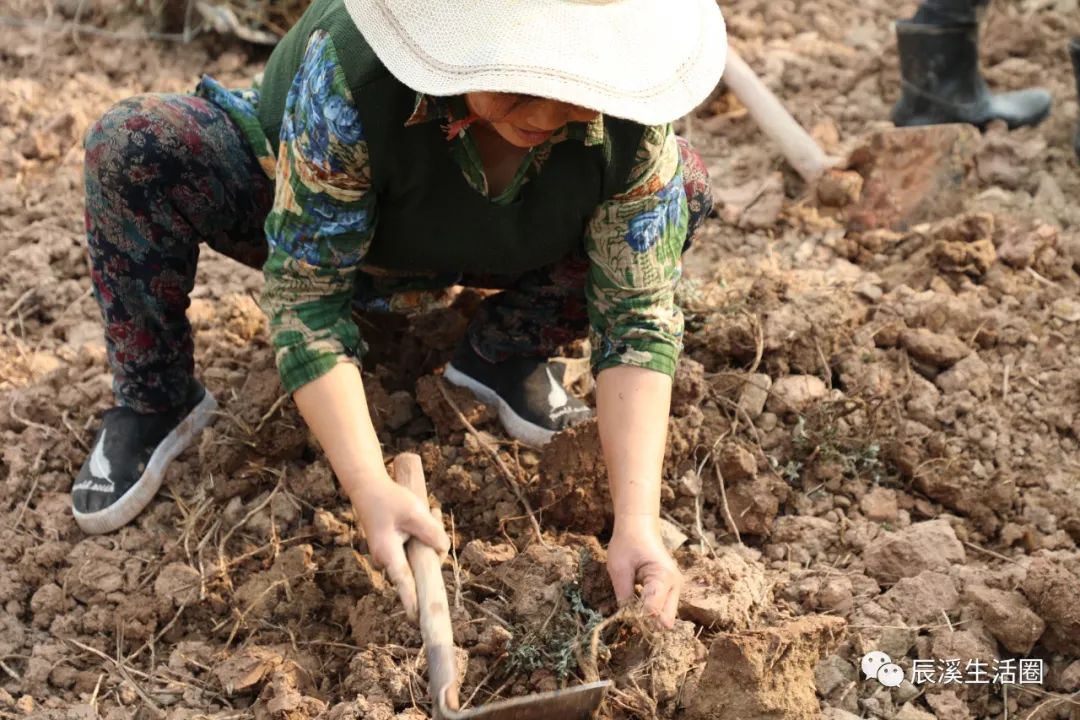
[3, 0, 1080, 718]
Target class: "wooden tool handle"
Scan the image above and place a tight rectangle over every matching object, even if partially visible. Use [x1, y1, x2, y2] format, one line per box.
[723, 47, 830, 184]
[393, 453, 460, 715]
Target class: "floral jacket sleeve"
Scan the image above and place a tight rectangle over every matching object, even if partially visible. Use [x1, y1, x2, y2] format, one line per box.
[585, 124, 686, 378]
[259, 31, 375, 393]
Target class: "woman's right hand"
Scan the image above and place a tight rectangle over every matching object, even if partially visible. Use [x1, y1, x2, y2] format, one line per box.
[292, 363, 451, 621]
[349, 476, 451, 621]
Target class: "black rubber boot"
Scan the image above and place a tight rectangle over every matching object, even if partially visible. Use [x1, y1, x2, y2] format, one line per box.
[1070, 37, 1080, 160]
[892, 20, 1051, 130]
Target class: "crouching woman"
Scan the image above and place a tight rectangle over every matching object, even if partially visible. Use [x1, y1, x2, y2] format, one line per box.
[74, 0, 726, 627]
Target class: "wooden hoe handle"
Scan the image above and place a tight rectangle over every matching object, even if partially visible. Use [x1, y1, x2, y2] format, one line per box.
[393, 453, 460, 716]
[723, 46, 830, 184]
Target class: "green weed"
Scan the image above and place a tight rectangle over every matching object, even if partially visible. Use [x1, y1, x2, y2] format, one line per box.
[504, 548, 607, 680]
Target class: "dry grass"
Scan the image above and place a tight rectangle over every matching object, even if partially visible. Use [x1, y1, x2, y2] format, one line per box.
[145, 0, 312, 37]
[209, 0, 311, 37]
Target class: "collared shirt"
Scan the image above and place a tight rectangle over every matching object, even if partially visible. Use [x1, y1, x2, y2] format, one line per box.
[198, 29, 686, 394]
[402, 93, 608, 204]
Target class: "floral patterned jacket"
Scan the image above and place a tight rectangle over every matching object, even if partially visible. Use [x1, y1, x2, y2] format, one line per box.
[198, 30, 688, 394]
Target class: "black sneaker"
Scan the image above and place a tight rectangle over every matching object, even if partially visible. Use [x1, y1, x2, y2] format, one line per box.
[443, 342, 592, 448]
[72, 379, 218, 534]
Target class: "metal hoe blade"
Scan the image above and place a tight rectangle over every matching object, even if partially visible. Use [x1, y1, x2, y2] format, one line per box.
[437, 680, 612, 720]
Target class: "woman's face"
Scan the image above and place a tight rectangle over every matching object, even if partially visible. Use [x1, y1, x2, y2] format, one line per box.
[464, 92, 600, 148]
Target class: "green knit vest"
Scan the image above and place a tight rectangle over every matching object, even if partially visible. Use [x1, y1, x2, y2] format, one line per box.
[256, 0, 647, 275]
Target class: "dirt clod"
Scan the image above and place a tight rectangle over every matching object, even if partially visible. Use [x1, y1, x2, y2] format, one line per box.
[862, 519, 967, 583]
[766, 375, 828, 415]
[737, 373, 772, 419]
[899, 328, 971, 368]
[934, 352, 992, 396]
[846, 124, 980, 231]
[879, 571, 959, 626]
[963, 585, 1044, 655]
[533, 419, 608, 534]
[860, 487, 898, 522]
[685, 615, 846, 719]
[1021, 557, 1080, 655]
[678, 550, 768, 630]
[153, 562, 202, 607]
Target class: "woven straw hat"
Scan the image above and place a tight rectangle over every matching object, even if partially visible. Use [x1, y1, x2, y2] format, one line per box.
[342, 0, 727, 125]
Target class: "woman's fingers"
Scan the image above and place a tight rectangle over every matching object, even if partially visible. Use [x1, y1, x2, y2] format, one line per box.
[372, 495, 451, 623]
[641, 577, 667, 618]
[609, 561, 637, 605]
[660, 579, 681, 628]
[402, 500, 452, 557]
[377, 540, 419, 622]
[642, 566, 681, 628]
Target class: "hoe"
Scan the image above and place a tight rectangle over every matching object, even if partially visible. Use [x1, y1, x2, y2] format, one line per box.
[393, 453, 612, 720]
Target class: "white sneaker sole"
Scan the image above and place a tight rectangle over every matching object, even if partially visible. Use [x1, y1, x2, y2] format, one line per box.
[73, 390, 219, 535]
[443, 364, 555, 449]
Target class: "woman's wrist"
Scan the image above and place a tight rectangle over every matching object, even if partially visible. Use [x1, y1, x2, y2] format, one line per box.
[340, 465, 394, 506]
[611, 478, 662, 531]
[612, 511, 661, 536]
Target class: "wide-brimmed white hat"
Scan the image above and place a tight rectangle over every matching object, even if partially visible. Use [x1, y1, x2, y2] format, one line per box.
[343, 0, 727, 125]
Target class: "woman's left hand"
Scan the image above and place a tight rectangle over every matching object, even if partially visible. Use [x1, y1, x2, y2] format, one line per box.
[606, 514, 683, 628]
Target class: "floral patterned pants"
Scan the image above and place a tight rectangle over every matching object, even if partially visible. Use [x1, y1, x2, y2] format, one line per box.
[84, 94, 713, 413]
